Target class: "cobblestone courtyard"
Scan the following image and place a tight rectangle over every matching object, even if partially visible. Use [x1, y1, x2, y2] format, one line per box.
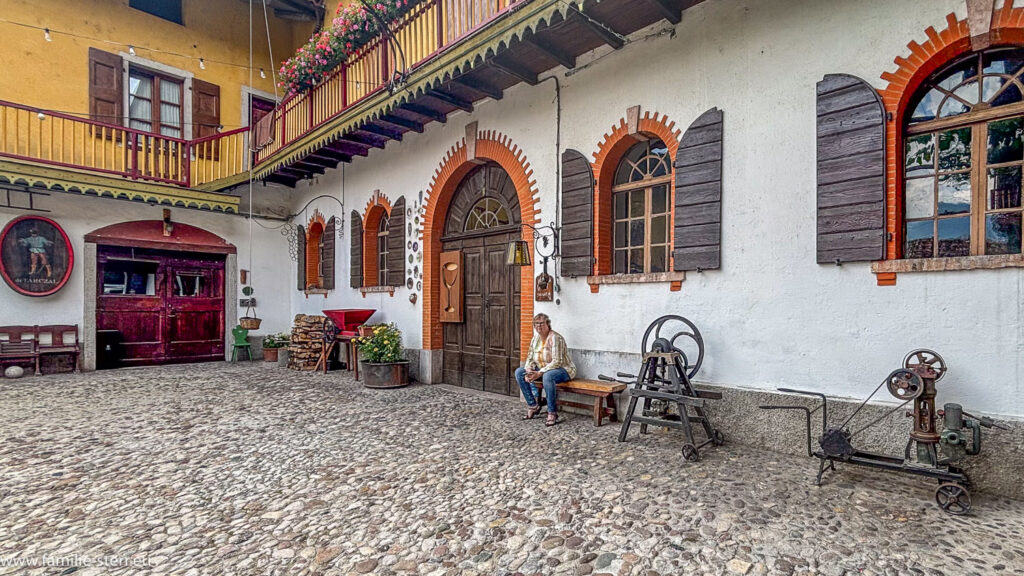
[1, 363, 1022, 576]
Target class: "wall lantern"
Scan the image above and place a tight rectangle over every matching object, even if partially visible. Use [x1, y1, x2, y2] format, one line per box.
[507, 222, 560, 302]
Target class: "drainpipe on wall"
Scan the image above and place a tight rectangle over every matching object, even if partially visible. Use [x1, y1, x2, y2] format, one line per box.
[537, 74, 561, 303]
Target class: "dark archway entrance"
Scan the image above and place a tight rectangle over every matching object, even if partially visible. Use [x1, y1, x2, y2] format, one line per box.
[442, 162, 522, 395]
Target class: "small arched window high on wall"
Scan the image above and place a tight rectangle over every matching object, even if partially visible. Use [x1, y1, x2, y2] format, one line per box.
[904, 47, 1024, 258]
[612, 138, 672, 274]
[377, 216, 390, 286]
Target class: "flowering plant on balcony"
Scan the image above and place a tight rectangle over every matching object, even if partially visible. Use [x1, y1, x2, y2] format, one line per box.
[279, 0, 420, 97]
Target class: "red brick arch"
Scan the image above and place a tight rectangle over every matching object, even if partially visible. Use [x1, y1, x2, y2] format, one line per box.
[590, 112, 681, 278]
[305, 210, 326, 288]
[421, 131, 540, 357]
[879, 6, 1024, 273]
[362, 190, 393, 286]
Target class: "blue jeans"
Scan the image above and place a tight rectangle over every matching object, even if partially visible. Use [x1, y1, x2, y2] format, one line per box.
[516, 367, 571, 413]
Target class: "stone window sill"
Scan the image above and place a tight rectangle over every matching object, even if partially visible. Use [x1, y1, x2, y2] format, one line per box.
[360, 285, 396, 297]
[586, 271, 685, 292]
[304, 288, 328, 299]
[872, 254, 1024, 275]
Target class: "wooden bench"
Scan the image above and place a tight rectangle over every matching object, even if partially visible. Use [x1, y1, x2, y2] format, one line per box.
[533, 378, 626, 427]
[0, 324, 81, 374]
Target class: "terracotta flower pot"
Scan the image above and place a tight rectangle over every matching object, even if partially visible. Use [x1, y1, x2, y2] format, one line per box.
[263, 348, 279, 362]
[359, 360, 409, 389]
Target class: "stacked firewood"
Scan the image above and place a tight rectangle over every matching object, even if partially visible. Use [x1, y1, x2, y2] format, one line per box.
[287, 314, 326, 371]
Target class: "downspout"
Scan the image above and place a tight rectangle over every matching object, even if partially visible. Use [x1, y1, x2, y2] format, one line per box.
[537, 74, 561, 303]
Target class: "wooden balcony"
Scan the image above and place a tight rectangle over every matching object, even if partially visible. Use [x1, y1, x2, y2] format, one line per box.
[252, 0, 703, 187]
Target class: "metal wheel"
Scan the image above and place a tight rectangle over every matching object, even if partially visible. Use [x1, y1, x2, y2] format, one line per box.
[712, 429, 726, 446]
[935, 483, 971, 515]
[903, 349, 947, 382]
[641, 315, 704, 379]
[885, 369, 925, 401]
[681, 444, 700, 462]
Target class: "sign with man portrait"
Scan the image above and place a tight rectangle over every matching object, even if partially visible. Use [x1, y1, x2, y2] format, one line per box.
[0, 216, 74, 297]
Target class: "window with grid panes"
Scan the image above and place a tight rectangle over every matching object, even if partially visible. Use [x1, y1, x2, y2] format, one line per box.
[904, 48, 1024, 258]
[377, 217, 390, 285]
[128, 68, 183, 138]
[612, 138, 672, 274]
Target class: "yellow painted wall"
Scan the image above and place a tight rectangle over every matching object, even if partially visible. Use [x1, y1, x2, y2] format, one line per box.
[0, 0, 314, 132]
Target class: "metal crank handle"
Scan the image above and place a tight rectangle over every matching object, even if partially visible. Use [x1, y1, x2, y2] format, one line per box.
[962, 410, 1010, 430]
[616, 372, 636, 379]
[758, 405, 813, 457]
[775, 388, 829, 436]
[598, 374, 624, 383]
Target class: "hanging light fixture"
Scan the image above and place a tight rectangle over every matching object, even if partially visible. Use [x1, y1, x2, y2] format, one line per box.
[506, 240, 532, 266]
[199, 58, 206, 70]
[128, 45, 136, 56]
[259, 68, 266, 79]
[44, 28, 52, 42]
[506, 222, 559, 267]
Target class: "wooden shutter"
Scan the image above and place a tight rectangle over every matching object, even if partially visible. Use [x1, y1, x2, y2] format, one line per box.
[192, 79, 221, 139]
[322, 217, 336, 290]
[88, 48, 122, 123]
[296, 225, 306, 291]
[387, 197, 406, 287]
[816, 74, 886, 263]
[440, 251, 463, 323]
[673, 107, 724, 271]
[560, 149, 594, 277]
[350, 211, 363, 288]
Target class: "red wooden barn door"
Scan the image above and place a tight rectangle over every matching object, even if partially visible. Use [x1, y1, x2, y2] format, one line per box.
[164, 255, 225, 363]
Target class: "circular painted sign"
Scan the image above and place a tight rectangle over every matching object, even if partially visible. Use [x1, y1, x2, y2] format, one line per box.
[0, 216, 74, 297]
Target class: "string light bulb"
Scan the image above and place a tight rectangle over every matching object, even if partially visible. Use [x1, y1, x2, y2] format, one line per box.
[199, 58, 205, 70]
[37, 112, 46, 120]
[128, 45, 136, 56]
[44, 28, 51, 42]
[260, 68, 266, 79]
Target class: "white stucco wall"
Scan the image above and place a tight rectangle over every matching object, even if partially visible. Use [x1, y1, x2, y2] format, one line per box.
[288, 0, 1024, 417]
[0, 192, 294, 338]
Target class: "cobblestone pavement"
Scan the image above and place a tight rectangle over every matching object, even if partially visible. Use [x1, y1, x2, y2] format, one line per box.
[1, 363, 1023, 576]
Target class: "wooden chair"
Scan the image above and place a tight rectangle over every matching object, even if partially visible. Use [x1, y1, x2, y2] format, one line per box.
[0, 325, 39, 375]
[230, 325, 253, 362]
[37, 324, 80, 372]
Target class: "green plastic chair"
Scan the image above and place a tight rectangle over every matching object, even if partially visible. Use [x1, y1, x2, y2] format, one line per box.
[230, 325, 253, 362]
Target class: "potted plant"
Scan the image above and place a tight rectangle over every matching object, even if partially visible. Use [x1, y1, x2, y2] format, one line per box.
[262, 332, 290, 362]
[355, 323, 409, 388]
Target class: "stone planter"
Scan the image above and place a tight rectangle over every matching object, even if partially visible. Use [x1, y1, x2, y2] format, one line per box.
[359, 360, 409, 389]
[263, 348, 280, 362]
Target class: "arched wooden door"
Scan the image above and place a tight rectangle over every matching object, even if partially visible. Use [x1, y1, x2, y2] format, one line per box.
[442, 162, 522, 395]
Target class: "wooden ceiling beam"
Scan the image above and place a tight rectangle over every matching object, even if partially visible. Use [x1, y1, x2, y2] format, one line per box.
[451, 76, 503, 101]
[310, 149, 351, 164]
[292, 161, 326, 175]
[643, 0, 682, 24]
[426, 89, 474, 113]
[362, 123, 403, 141]
[344, 133, 386, 150]
[303, 154, 340, 169]
[265, 174, 298, 188]
[401, 102, 447, 124]
[524, 36, 576, 70]
[277, 166, 311, 179]
[572, 10, 625, 49]
[325, 140, 369, 157]
[489, 56, 538, 85]
[379, 114, 424, 133]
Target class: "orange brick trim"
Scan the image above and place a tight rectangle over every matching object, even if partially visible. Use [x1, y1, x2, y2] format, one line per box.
[305, 210, 326, 288]
[879, 7, 1024, 269]
[591, 111, 682, 276]
[422, 131, 541, 359]
[362, 190, 393, 287]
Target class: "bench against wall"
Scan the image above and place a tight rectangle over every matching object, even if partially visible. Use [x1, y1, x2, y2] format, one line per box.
[0, 325, 81, 375]
[532, 378, 626, 427]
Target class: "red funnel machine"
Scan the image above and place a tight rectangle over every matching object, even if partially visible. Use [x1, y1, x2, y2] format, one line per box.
[322, 309, 375, 336]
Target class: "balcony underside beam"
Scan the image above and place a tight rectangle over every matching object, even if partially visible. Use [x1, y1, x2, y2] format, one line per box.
[643, 0, 683, 24]
[401, 103, 447, 124]
[451, 76, 503, 101]
[489, 56, 538, 85]
[362, 123, 404, 141]
[524, 36, 576, 70]
[426, 90, 474, 113]
[571, 10, 625, 49]
[379, 114, 424, 133]
[265, 173, 298, 187]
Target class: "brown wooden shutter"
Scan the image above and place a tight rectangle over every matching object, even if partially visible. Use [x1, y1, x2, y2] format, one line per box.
[673, 107, 723, 271]
[88, 48, 123, 123]
[387, 197, 406, 287]
[440, 250, 463, 323]
[296, 225, 306, 291]
[560, 149, 594, 277]
[192, 79, 221, 139]
[816, 74, 886, 263]
[322, 217, 336, 290]
[350, 211, 363, 288]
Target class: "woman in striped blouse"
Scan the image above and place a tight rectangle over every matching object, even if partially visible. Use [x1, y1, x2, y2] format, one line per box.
[516, 313, 577, 426]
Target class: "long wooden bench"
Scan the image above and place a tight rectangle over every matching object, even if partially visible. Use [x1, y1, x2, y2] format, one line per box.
[532, 378, 626, 427]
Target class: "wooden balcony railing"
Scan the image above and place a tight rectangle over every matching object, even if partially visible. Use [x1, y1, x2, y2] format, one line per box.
[0, 100, 249, 189]
[255, 0, 522, 165]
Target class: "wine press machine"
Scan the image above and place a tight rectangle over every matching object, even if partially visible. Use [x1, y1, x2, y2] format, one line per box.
[761, 349, 1005, 515]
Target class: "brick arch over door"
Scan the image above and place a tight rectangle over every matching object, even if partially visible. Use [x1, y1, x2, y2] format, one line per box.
[880, 6, 1024, 263]
[422, 131, 541, 357]
[591, 112, 681, 276]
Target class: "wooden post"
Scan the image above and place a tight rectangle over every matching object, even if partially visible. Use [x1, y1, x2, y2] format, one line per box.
[342, 64, 348, 109]
[437, 0, 445, 48]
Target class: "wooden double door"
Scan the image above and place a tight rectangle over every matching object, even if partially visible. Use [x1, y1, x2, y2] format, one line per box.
[97, 246, 225, 366]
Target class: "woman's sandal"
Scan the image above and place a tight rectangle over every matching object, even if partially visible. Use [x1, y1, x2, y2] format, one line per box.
[545, 413, 559, 427]
[522, 405, 542, 420]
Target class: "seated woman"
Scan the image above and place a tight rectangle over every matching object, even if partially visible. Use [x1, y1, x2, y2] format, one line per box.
[516, 313, 577, 426]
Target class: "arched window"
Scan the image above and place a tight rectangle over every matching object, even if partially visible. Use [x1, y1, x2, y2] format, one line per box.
[465, 197, 511, 231]
[612, 138, 671, 273]
[377, 216, 390, 285]
[904, 48, 1024, 258]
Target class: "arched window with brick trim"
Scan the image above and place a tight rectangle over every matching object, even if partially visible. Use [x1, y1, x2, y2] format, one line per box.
[612, 138, 672, 273]
[902, 47, 1024, 258]
[377, 216, 390, 285]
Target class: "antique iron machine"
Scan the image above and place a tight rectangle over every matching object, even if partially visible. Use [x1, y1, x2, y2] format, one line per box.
[761, 349, 1005, 514]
